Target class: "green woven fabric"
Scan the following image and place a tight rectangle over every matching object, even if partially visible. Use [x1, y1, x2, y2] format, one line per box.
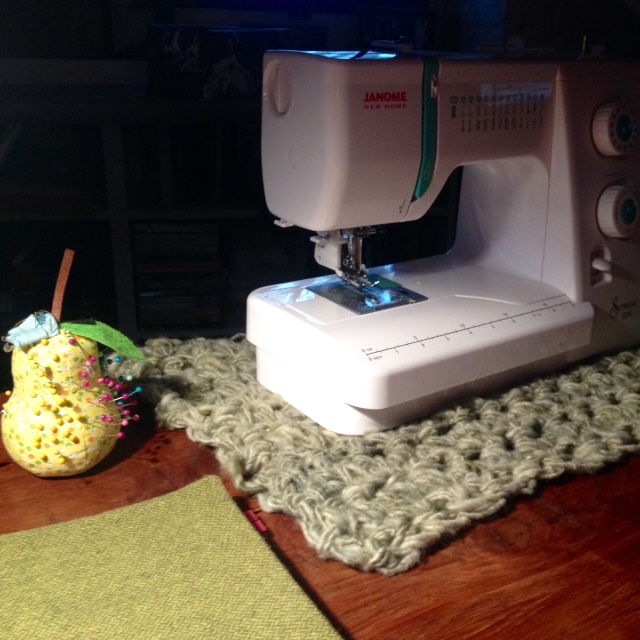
[0, 476, 341, 640]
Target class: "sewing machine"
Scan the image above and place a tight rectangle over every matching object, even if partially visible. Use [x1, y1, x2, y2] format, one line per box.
[246, 50, 640, 435]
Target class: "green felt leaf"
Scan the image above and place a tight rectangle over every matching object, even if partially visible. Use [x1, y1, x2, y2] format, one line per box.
[60, 320, 145, 360]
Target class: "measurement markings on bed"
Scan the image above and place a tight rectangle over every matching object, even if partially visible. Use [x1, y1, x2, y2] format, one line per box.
[361, 299, 574, 361]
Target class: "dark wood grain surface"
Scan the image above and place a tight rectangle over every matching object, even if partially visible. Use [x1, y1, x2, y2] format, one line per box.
[2, 393, 639, 640]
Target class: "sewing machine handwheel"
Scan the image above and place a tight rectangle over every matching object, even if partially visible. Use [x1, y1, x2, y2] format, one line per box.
[596, 185, 639, 238]
[592, 103, 638, 156]
[263, 59, 292, 116]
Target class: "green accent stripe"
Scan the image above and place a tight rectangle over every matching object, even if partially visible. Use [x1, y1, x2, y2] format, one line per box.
[414, 58, 439, 199]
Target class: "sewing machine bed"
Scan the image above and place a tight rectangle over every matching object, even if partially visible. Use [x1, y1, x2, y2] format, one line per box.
[247, 257, 593, 435]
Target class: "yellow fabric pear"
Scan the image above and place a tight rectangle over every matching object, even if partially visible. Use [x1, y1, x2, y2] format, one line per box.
[2, 331, 123, 477]
[1, 250, 144, 477]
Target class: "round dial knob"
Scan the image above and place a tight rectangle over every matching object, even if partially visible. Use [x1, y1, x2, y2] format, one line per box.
[596, 185, 639, 238]
[592, 103, 638, 156]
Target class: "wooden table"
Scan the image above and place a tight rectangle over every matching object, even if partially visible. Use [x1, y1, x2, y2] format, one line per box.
[2, 392, 640, 640]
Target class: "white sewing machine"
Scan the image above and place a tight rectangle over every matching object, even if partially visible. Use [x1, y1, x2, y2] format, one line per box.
[247, 50, 640, 435]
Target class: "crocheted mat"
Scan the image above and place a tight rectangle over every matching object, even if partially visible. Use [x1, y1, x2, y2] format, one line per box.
[0, 476, 341, 640]
[112, 336, 640, 576]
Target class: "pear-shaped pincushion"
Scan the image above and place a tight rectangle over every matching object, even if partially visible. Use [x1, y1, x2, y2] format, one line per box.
[1, 250, 145, 477]
[2, 326, 142, 477]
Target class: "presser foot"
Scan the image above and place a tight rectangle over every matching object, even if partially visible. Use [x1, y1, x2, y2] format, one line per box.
[307, 275, 427, 315]
[339, 271, 378, 290]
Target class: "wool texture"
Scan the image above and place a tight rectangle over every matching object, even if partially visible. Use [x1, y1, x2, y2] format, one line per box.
[111, 336, 640, 576]
[0, 476, 341, 640]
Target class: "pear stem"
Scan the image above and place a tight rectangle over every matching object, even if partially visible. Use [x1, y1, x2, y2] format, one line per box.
[52, 249, 75, 322]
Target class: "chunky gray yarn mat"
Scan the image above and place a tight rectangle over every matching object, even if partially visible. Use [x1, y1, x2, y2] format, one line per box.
[112, 336, 640, 575]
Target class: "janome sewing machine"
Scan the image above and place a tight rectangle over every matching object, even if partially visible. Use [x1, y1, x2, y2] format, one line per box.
[247, 50, 640, 435]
